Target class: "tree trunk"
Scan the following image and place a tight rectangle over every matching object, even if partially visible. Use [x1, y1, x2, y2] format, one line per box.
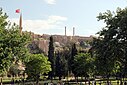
[36, 75, 39, 85]
[59, 75, 62, 80]
[85, 77, 87, 85]
[36, 79, 39, 85]
[120, 78, 123, 85]
[107, 76, 109, 85]
[88, 80, 90, 85]
[0, 78, 2, 85]
[77, 76, 78, 85]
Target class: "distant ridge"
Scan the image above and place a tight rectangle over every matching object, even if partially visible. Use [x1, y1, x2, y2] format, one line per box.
[28, 32, 94, 55]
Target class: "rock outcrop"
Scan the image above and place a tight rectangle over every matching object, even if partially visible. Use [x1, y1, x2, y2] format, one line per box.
[28, 33, 94, 55]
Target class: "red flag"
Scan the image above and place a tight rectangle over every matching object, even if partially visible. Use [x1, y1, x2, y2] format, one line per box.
[16, 9, 20, 13]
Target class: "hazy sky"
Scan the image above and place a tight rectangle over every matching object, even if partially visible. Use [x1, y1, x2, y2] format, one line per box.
[0, 0, 127, 36]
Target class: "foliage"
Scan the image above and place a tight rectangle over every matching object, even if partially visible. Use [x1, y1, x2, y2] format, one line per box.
[0, 8, 30, 74]
[92, 7, 127, 77]
[92, 38, 116, 76]
[73, 53, 95, 77]
[55, 51, 62, 79]
[61, 44, 72, 74]
[25, 54, 51, 82]
[48, 36, 55, 79]
[71, 43, 78, 74]
[55, 51, 68, 80]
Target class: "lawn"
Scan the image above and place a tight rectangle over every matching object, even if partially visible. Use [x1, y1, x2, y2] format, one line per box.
[0, 77, 127, 85]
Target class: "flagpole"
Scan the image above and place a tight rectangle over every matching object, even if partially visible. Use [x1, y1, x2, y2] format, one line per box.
[16, 9, 22, 35]
[19, 13, 22, 35]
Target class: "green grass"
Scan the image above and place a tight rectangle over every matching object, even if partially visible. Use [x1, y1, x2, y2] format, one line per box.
[0, 77, 126, 85]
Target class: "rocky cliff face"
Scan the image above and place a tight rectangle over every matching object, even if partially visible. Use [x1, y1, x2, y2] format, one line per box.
[28, 33, 93, 55]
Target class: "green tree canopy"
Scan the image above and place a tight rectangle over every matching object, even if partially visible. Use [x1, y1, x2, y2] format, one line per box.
[71, 43, 78, 75]
[0, 8, 30, 74]
[55, 51, 68, 80]
[25, 54, 51, 83]
[73, 53, 95, 77]
[48, 36, 55, 79]
[92, 7, 127, 77]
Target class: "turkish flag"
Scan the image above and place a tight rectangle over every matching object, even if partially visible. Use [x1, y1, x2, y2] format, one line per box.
[16, 9, 20, 13]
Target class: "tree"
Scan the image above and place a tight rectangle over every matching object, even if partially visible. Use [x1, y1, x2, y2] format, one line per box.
[48, 36, 55, 79]
[8, 27, 31, 63]
[25, 54, 51, 84]
[92, 38, 116, 77]
[62, 47, 71, 76]
[55, 51, 68, 80]
[0, 8, 9, 74]
[70, 43, 77, 75]
[55, 51, 62, 80]
[73, 53, 95, 79]
[0, 8, 30, 75]
[91, 7, 127, 83]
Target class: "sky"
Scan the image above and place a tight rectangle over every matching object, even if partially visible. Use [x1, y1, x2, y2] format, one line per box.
[0, 0, 127, 36]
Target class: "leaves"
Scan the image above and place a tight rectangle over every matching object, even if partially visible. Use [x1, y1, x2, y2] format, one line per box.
[25, 54, 51, 80]
[92, 7, 127, 76]
[73, 53, 95, 77]
[0, 8, 31, 74]
[48, 36, 55, 79]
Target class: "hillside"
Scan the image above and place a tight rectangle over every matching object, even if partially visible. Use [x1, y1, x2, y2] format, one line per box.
[28, 32, 94, 55]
